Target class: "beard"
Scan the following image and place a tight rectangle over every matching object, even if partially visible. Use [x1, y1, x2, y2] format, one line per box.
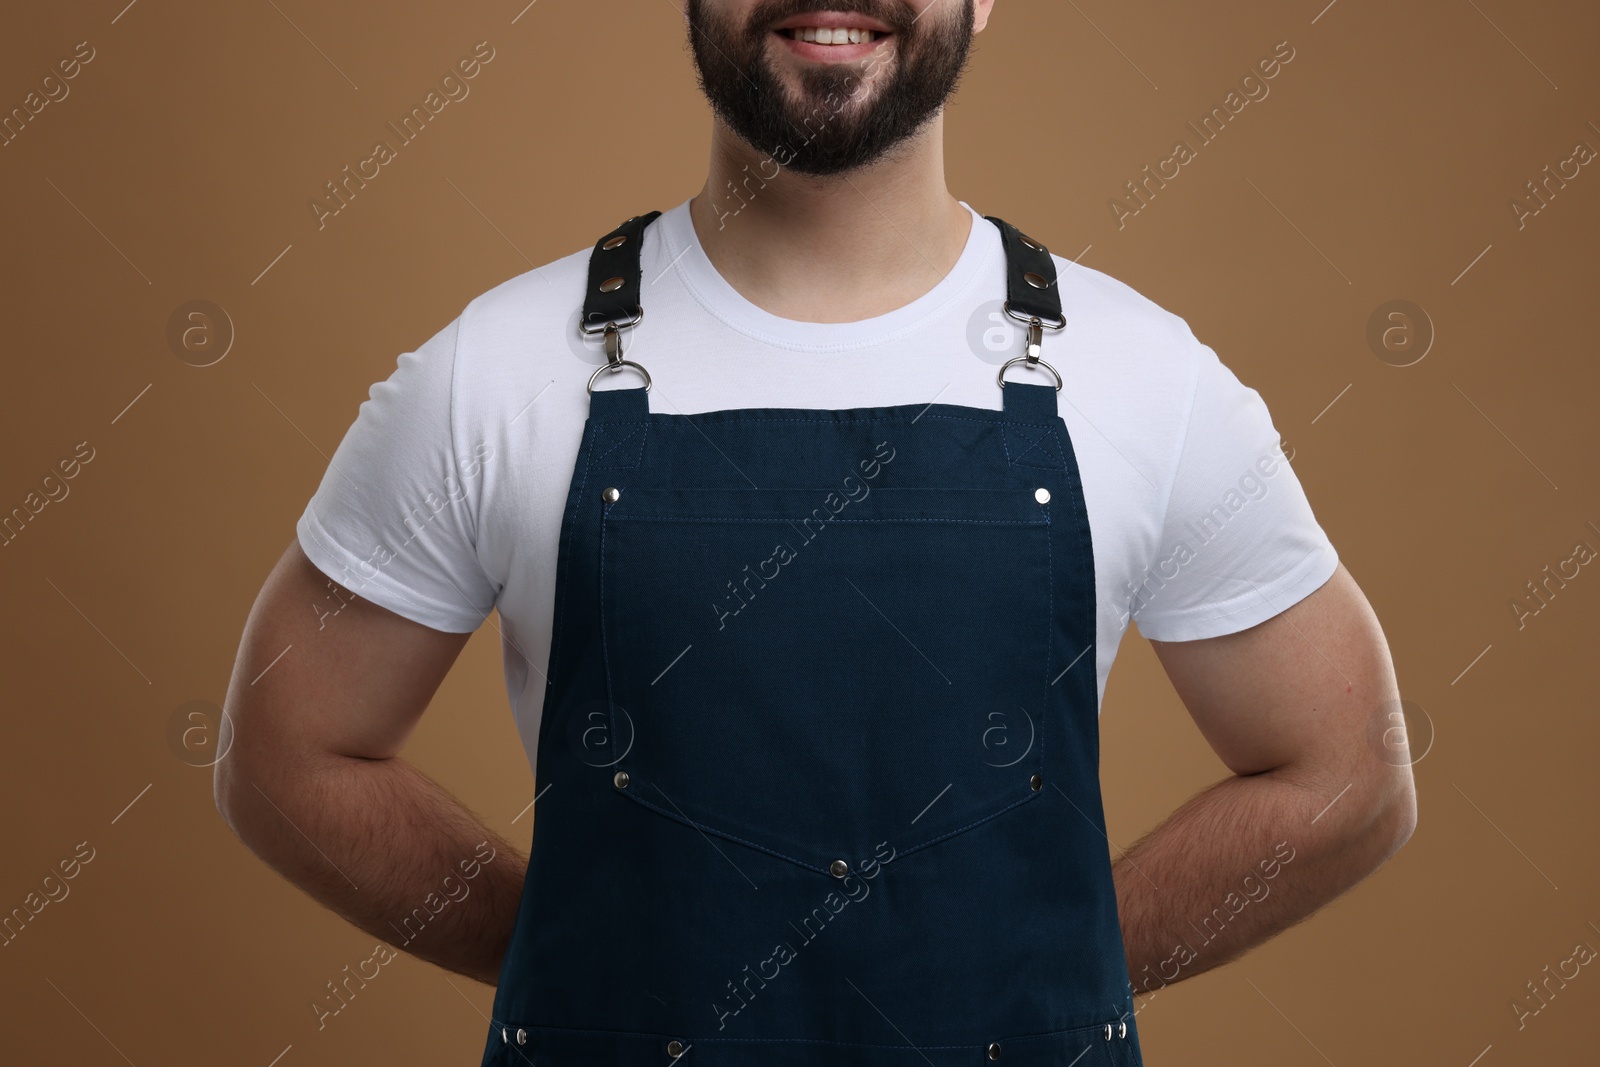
[685, 0, 976, 177]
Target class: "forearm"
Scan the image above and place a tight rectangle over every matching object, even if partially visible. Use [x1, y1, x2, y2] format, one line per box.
[1112, 764, 1408, 1001]
[218, 749, 525, 985]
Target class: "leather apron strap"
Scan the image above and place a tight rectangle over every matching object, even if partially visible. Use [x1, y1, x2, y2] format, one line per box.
[580, 209, 1071, 399]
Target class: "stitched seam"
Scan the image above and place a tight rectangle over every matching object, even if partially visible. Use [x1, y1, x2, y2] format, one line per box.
[593, 423, 645, 465]
[1146, 332, 1205, 601]
[581, 411, 1060, 429]
[546, 426, 599, 698]
[617, 792, 825, 872]
[488, 1019, 1124, 1048]
[619, 777, 1042, 875]
[606, 516, 1048, 526]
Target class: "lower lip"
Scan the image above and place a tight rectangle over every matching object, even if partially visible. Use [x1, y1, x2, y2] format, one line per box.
[774, 31, 891, 62]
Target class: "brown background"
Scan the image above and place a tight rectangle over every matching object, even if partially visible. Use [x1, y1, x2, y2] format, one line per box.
[2, 0, 1597, 1063]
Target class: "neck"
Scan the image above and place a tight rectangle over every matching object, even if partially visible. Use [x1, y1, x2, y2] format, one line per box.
[688, 117, 972, 323]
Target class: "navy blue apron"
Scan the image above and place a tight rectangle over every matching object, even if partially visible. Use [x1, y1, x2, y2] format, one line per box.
[480, 211, 1145, 1066]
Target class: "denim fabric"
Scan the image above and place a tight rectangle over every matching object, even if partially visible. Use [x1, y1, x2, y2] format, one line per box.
[481, 381, 1143, 1065]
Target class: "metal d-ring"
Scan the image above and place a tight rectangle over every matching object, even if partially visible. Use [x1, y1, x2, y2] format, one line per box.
[587, 358, 652, 394]
[1001, 300, 1066, 333]
[997, 354, 1063, 391]
[580, 309, 652, 394]
[578, 306, 644, 334]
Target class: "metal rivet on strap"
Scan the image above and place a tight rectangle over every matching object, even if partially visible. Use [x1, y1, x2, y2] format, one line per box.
[599, 276, 625, 293]
[1104, 1023, 1114, 1041]
[501, 1027, 507, 1043]
[829, 859, 849, 878]
[1030, 773, 1042, 792]
[602, 486, 621, 503]
[1019, 233, 1045, 252]
[667, 1039, 685, 1057]
[614, 770, 629, 789]
[603, 235, 629, 250]
[1023, 271, 1049, 290]
[516, 1028, 527, 1045]
[1119, 1020, 1128, 1038]
[1034, 487, 1050, 504]
[986, 1041, 1002, 1059]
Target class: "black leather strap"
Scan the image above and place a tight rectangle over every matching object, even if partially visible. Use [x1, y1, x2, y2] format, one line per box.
[581, 211, 662, 331]
[982, 215, 1065, 328]
[578, 209, 1063, 334]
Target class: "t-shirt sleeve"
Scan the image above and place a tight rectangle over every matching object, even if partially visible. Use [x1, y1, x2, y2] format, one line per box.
[1130, 328, 1339, 642]
[295, 315, 500, 633]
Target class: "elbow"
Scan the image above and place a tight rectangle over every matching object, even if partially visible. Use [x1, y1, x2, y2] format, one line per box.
[1378, 786, 1417, 858]
[1367, 770, 1418, 864]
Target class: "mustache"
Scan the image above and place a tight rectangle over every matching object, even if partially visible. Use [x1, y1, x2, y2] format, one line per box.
[745, 0, 919, 37]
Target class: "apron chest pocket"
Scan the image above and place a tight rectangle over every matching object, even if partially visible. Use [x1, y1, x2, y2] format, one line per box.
[598, 485, 1054, 874]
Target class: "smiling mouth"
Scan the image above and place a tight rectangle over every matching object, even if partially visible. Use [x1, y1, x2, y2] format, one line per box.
[780, 26, 885, 45]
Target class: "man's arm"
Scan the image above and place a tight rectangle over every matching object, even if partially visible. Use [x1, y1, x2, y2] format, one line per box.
[1114, 560, 1417, 995]
[213, 539, 525, 986]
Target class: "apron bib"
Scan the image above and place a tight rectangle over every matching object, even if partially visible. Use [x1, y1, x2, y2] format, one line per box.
[480, 211, 1145, 1066]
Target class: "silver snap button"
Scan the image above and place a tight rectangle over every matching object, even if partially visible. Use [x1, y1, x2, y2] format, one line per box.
[986, 1040, 1001, 1059]
[516, 1028, 527, 1045]
[1034, 487, 1050, 504]
[1104, 1023, 1113, 1041]
[829, 859, 849, 878]
[1119, 1020, 1128, 1038]
[603, 235, 629, 250]
[602, 487, 621, 503]
[614, 770, 629, 789]
[1029, 773, 1042, 792]
[599, 276, 625, 293]
[667, 1038, 685, 1057]
[1023, 271, 1049, 290]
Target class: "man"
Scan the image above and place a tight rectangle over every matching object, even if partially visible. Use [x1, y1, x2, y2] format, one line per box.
[215, 2, 1417, 1064]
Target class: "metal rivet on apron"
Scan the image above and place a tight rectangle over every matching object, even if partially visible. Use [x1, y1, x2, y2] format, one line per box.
[516, 1028, 528, 1045]
[1030, 773, 1042, 792]
[667, 1038, 685, 1057]
[1119, 1020, 1128, 1038]
[614, 770, 629, 789]
[1034, 487, 1050, 504]
[829, 859, 849, 878]
[986, 1040, 1002, 1059]
[602, 487, 621, 503]
[1023, 271, 1049, 290]
[603, 235, 629, 250]
[599, 276, 626, 293]
[1104, 1023, 1114, 1040]
[1019, 233, 1045, 251]
[500, 1027, 507, 1043]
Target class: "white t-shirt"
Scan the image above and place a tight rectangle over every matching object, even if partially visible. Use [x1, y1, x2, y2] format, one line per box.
[297, 197, 1339, 768]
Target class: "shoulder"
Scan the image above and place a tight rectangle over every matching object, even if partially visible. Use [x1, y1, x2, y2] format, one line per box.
[1051, 257, 1212, 399]
[456, 243, 594, 353]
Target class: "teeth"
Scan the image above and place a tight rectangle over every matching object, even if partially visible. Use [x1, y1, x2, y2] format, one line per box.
[789, 27, 877, 44]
